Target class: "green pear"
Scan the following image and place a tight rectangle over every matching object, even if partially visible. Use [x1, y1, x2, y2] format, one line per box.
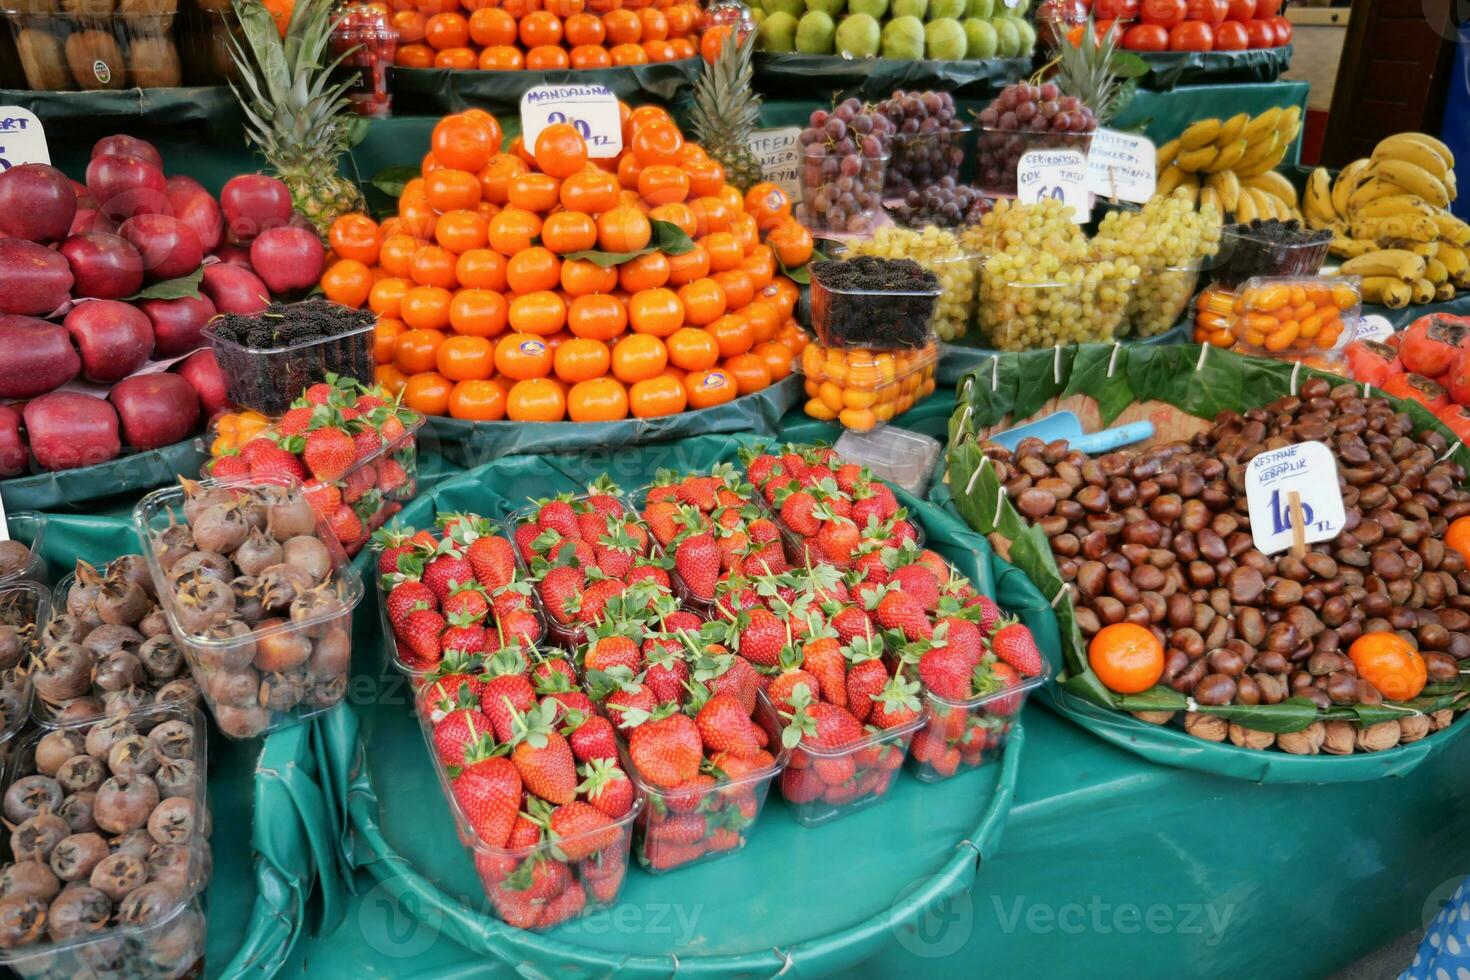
[796, 9, 837, 51]
[880, 14, 925, 57]
[968, 0, 993, 18]
[763, 0, 806, 17]
[924, 16, 967, 58]
[890, 0, 927, 18]
[1013, 16, 1036, 53]
[848, 0, 888, 17]
[962, 17, 997, 57]
[993, 15, 1021, 56]
[927, 0, 967, 19]
[759, 11, 799, 50]
[804, 0, 847, 17]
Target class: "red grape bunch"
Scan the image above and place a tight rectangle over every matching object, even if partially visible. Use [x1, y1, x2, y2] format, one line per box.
[976, 81, 1098, 195]
[796, 97, 895, 236]
[878, 90, 968, 199]
[890, 178, 992, 229]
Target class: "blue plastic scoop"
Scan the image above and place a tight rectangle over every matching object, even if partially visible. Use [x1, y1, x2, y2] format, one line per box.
[987, 411, 1154, 455]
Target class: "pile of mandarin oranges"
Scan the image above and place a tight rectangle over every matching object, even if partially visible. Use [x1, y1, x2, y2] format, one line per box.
[320, 106, 816, 423]
[388, 0, 720, 72]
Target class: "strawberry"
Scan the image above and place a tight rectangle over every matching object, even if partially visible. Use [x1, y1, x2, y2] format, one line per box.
[440, 614, 488, 655]
[387, 581, 436, 625]
[626, 709, 703, 788]
[418, 667, 483, 721]
[935, 617, 984, 664]
[535, 497, 580, 539]
[978, 660, 1026, 715]
[800, 634, 847, 708]
[586, 634, 641, 674]
[531, 656, 578, 691]
[918, 645, 973, 700]
[967, 593, 1003, 636]
[641, 643, 689, 705]
[422, 549, 474, 603]
[745, 452, 779, 487]
[743, 541, 787, 577]
[991, 620, 1043, 677]
[537, 566, 585, 623]
[566, 713, 618, 763]
[325, 505, 364, 549]
[575, 578, 625, 625]
[303, 382, 335, 405]
[353, 427, 384, 460]
[643, 501, 682, 547]
[583, 478, 625, 517]
[500, 608, 542, 646]
[507, 816, 542, 849]
[781, 765, 825, 803]
[627, 561, 671, 592]
[536, 884, 587, 927]
[548, 800, 617, 859]
[673, 533, 720, 600]
[513, 523, 542, 562]
[766, 668, 821, 714]
[703, 654, 762, 715]
[442, 582, 490, 623]
[376, 458, 408, 493]
[889, 564, 940, 612]
[540, 691, 593, 720]
[869, 674, 923, 729]
[453, 755, 522, 848]
[398, 607, 445, 665]
[209, 455, 249, 480]
[374, 531, 416, 578]
[695, 692, 761, 758]
[432, 708, 492, 767]
[736, 608, 785, 667]
[341, 464, 376, 504]
[509, 702, 579, 804]
[577, 759, 634, 820]
[479, 651, 536, 742]
[871, 589, 933, 641]
[302, 426, 357, 481]
[834, 463, 864, 494]
[250, 445, 308, 482]
[814, 518, 860, 562]
[781, 686, 865, 751]
[844, 653, 889, 724]
[602, 680, 657, 728]
[276, 405, 315, 436]
[778, 487, 820, 536]
[830, 605, 875, 645]
[677, 475, 720, 511]
[577, 510, 610, 544]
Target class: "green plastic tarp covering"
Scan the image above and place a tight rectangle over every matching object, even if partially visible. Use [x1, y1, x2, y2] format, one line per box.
[1134, 45, 1293, 90]
[752, 53, 1030, 102]
[334, 432, 1028, 975]
[388, 60, 704, 115]
[0, 439, 207, 512]
[417, 375, 803, 469]
[943, 342, 1470, 782]
[28, 512, 357, 978]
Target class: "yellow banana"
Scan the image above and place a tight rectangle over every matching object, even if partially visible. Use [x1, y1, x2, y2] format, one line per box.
[1234, 189, 1258, 223]
[1436, 240, 1470, 280]
[1156, 164, 1186, 196]
[1254, 188, 1285, 220]
[1372, 135, 1451, 181]
[1199, 186, 1222, 215]
[1176, 145, 1218, 173]
[1234, 141, 1288, 178]
[1412, 278, 1437, 304]
[1204, 139, 1248, 173]
[1347, 178, 1412, 213]
[1360, 276, 1412, 308]
[1368, 159, 1451, 209]
[1351, 195, 1436, 221]
[1351, 213, 1439, 244]
[1301, 167, 1336, 228]
[1426, 257, 1450, 285]
[1155, 139, 1180, 172]
[1408, 241, 1439, 258]
[1399, 132, 1455, 168]
[1331, 158, 1372, 216]
[1214, 113, 1249, 147]
[1178, 119, 1222, 152]
[1206, 170, 1240, 213]
[1340, 249, 1427, 280]
[1277, 108, 1302, 147]
[1330, 236, 1379, 259]
[1446, 169, 1458, 202]
[1454, 247, 1470, 288]
[1176, 173, 1200, 206]
[1242, 107, 1282, 144]
[1436, 281, 1456, 301]
[1231, 133, 1278, 174]
[1247, 171, 1300, 210]
[1435, 212, 1470, 247]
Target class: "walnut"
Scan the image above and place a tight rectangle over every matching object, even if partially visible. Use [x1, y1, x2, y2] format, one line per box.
[1355, 720, 1402, 753]
[1321, 720, 1357, 755]
[1431, 709, 1455, 731]
[1398, 714, 1432, 744]
[1131, 710, 1175, 725]
[1275, 722, 1325, 755]
[1227, 723, 1275, 750]
[1184, 711, 1227, 742]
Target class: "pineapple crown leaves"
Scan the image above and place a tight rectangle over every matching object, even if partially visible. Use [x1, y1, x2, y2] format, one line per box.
[1051, 16, 1148, 126]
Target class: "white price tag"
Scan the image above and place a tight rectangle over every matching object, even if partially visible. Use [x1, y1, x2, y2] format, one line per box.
[1245, 440, 1346, 555]
[520, 85, 622, 159]
[747, 127, 803, 204]
[1356, 314, 1394, 344]
[1017, 149, 1090, 223]
[1085, 128, 1156, 204]
[0, 108, 49, 169]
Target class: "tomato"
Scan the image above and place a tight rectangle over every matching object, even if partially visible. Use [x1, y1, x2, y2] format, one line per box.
[1140, 0, 1186, 26]
[1243, 18, 1276, 46]
[1437, 403, 1470, 442]
[1121, 22, 1170, 49]
[1169, 20, 1212, 48]
[1093, 0, 1139, 19]
[1212, 20, 1248, 48]
[1398, 314, 1470, 376]
[1270, 14, 1291, 43]
[1381, 373, 1449, 413]
[1225, 0, 1253, 20]
[1343, 339, 1403, 388]
[1185, 0, 1225, 20]
[1252, 0, 1278, 17]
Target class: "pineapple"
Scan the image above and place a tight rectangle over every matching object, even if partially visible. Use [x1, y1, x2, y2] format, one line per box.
[687, 28, 765, 192]
[1052, 19, 1140, 125]
[227, 0, 366, 235]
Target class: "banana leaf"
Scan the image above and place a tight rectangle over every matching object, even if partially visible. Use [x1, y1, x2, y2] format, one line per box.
[388, 61, 703, 115]
[945, 342, 1470, 782]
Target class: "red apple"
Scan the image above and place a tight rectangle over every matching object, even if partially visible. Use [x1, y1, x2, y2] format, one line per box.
[68, 209, 117, 238]
[139, 293, 217, 358]
[165, 176, 224, 255]
[0, 164, 77, 243]
[118, 214, 204, 282]
[175, 349, 231, 418]
[0, 316, 80, 397]
[0, 406, 27, 478]
[201, 263, 270, 314]
[86, 154, 168, 222]
[250, 226, 325, 294]
[91, 135, 163, 170]
[0, 240, 74, 315]
[24, 392, 121, 471]
[220, 174, 293, 245]
[110, 373, 200, 450]
[60, 232, 144, 300]
[212, 245, 253, 269]
[64, 300, 154, 383]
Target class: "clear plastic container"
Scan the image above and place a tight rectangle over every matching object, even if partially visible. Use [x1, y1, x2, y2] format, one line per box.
[754, 691, 922, 827]
[1228, 275, 1361, 357]
[411, 689, 642, 927]
[202, 319, 376, 417]
[331, 2, 396, 118]
[976, 268, 1134, 352]
[1209, 222, 1332, 290]
[975, 127, 1095, 197]
[885, 126, 970, 200]
[2, 11, 181, 91]
[0, 581, 45, 748]
[0, 701, 210, 980]
[908, 667, 1049, 782]
[177, 4, 240, 84]
[834, 427, 942, 497]
[798, 340, 939, 432]
[1122, 260, 1201, 338]
[205, 411, 426, 557]
[133, 480, 363, 739]
[809, 259, 940, 350]
[0, 513, 48, 589]
[795, 150, 889, 238]
[621, 695, 786, 872]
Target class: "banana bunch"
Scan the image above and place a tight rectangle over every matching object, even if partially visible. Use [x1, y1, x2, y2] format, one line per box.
[1303, 132, 1470, 308]
[1155, 106, 1304, 222]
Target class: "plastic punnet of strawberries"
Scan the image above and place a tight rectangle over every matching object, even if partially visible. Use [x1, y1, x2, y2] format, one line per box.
[375, 514, 545, 676]
[415, 642, 641, 928]
[208, 375, 424, 556]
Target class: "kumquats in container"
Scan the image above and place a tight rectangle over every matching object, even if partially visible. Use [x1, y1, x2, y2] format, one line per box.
[1230, 276, 1360, 357]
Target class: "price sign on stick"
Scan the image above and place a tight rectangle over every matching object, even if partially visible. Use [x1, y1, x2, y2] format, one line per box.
[1356, 314, 1394, 344]
[520, 85, 622, 159]
[747, 127, 803, 203]
[1085, 128, 1156, 204]
[1016, 149, 1090, 223]
[0, 108, 49, 169]
[1245, 440, 1346, 555]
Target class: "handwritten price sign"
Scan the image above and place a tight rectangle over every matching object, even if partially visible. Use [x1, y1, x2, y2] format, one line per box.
[520, 85, 623, 159]
[0, 108, 49, 169]
[1244, 440, 1346, 555]
[1016, 148, 1089, 223]
[1085, 128, 1156, 204]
